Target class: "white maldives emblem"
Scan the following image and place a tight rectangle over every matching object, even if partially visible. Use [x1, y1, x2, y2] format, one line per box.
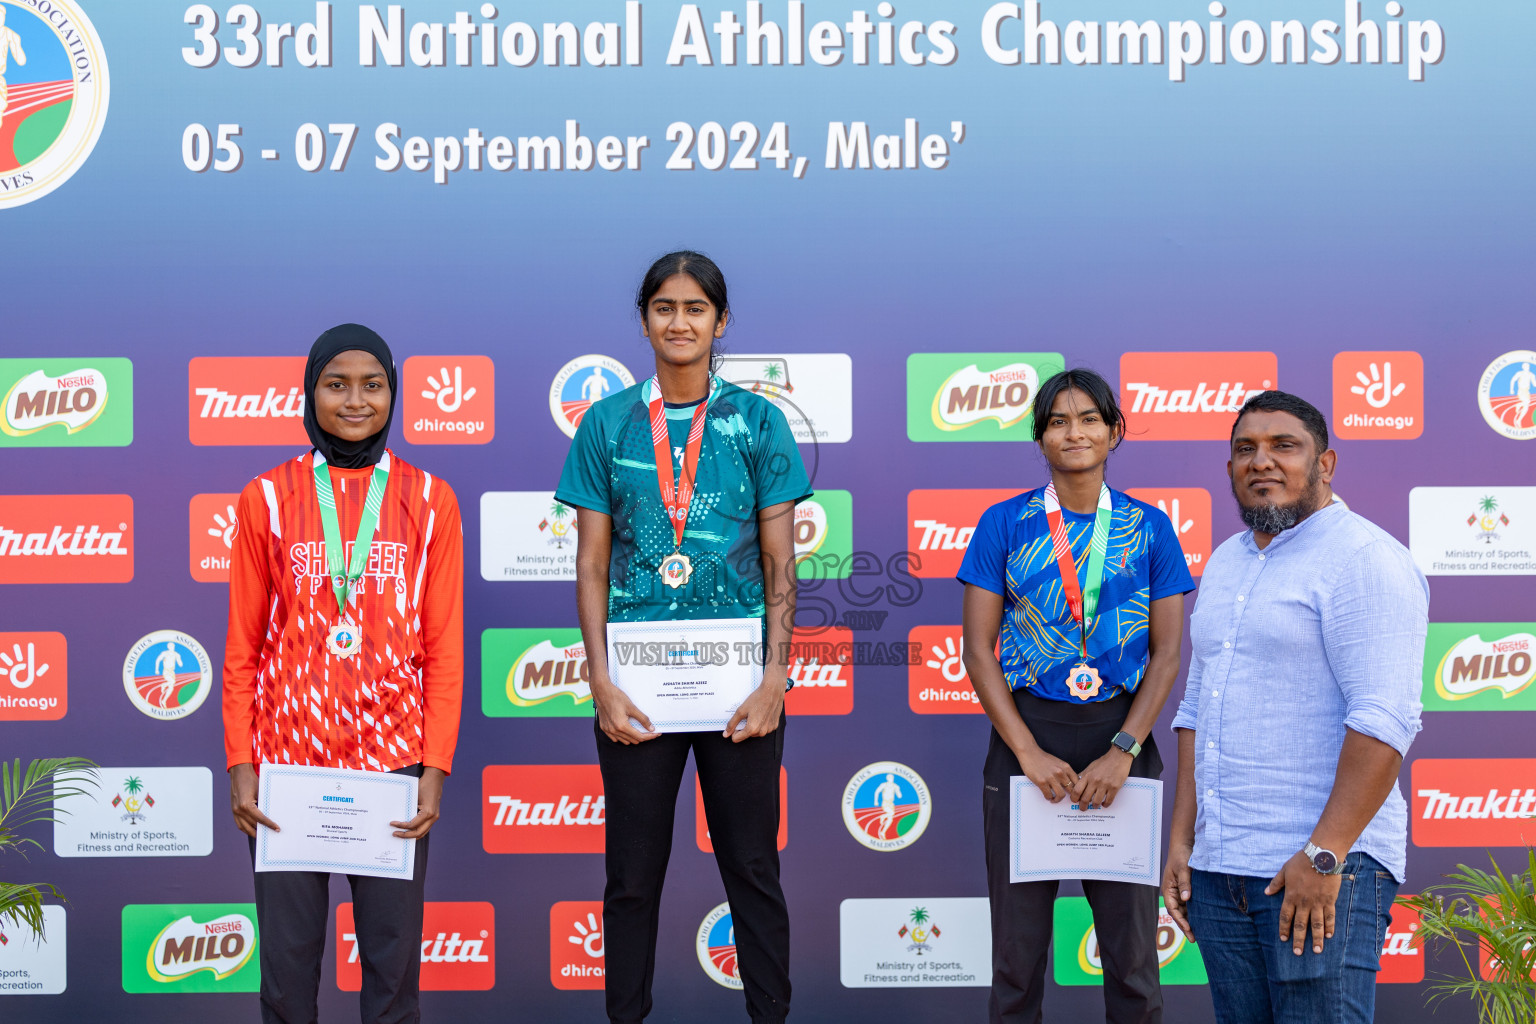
[148, 913, 256, 982]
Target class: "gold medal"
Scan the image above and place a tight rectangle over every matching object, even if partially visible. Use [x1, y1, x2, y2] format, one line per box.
[1067, 662, 1103, 700]
[659, 551, 693, 589]
[327, 621, 363, 659]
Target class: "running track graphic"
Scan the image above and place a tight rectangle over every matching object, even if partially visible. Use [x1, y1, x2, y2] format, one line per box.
[0, 78, 72, 172]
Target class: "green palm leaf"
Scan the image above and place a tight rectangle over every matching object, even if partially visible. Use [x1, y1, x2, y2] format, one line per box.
[0, 758, 99, 940]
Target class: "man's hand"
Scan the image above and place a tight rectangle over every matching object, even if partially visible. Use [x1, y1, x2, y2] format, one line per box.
[1072, 750, 1132, 810]
[1162, 842, 1196, 942]
[592, 677, 661, 745]
[724, 678, 785, 742]
[1016, 746, 1077, 803]
[229, 763, 279, 838]
[391, 767, 447, 839]
[1265, 850, 1344, 955]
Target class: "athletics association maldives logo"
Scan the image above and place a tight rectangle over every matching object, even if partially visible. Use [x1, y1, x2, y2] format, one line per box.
[0, 0, 109, 209]
[1479, 350, 1536, 441]
[549, 355, 634, 438]
[842, 761, 932, 851]
[696, 902, 742, 990]
[122, 630, 213, 721]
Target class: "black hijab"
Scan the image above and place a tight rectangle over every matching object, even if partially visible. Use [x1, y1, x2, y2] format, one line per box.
[303, 324, 397, 468]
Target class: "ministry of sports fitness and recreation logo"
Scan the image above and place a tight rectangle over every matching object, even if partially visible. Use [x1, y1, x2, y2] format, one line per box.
[907, 353, 1065, 442]
[718, 352, 854, 443]
[111, 773, 154, 825]
[549, 355, 634, 438]
[0, 0, 109, 209]
[0, 904, 66, 995]
[696, 902, 742, 990]
[842, 761, 931, 851]
[121, 904, 258, 993]
[122, 630, 213, 721]
[1479, 350, 1536, 442]
[1, 358, 132, 446]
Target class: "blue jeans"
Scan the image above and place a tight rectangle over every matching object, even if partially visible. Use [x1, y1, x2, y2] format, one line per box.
[1187, 852, 1398, 1024]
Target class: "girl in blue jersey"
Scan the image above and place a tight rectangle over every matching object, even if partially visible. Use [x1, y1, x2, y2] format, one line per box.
[556, 251, 810, 1024]
[959, 368, 1195, 1024]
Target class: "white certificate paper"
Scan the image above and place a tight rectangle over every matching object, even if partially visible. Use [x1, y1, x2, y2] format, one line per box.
[606, 617, 765, 732]
[254, 764, 417, 880]
[1009, 777, 1162, 886]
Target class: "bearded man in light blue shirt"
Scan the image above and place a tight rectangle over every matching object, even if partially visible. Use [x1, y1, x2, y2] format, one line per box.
[1161, 391, 1427, 1024]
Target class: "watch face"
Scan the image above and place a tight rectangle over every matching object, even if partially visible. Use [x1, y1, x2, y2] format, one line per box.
[1312, 849, 1338, 874]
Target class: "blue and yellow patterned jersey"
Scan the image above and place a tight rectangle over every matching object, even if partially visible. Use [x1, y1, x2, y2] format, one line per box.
[958, 487, 1194, 702]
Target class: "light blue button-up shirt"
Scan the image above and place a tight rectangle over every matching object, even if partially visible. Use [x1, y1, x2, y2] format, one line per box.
[1171, 501, 1427, 882]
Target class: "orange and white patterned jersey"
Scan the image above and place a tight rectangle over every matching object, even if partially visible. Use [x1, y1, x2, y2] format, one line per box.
[222, 450, 463, 774]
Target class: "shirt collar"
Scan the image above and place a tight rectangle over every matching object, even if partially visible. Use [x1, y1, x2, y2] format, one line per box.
[1239, 497, 1347, 553]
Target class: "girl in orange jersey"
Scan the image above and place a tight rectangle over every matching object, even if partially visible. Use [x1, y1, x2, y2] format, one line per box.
[222, 324, 463, 1024]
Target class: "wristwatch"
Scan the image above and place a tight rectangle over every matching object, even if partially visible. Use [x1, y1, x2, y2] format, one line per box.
[1303, 841, 1344, 875]
[1110, 731, 1141, 757]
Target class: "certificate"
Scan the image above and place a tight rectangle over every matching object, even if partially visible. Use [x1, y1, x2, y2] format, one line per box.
[254, 764, 417, 881]
[605, 617, 764, 732]
[1009, 777, 1162, 886]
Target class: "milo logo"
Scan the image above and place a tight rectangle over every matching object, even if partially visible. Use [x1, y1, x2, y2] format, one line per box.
[121, 903, 260, 993]
[482, 628, 594, 718]
[907, 353, 1064, 443]
[0, 358, 132, 447]
[933, 363, 1040, 430]
[1423, 624, 1536, 712]
[1052, 898, 1207, 986]
[1079, 908, 1189, 976]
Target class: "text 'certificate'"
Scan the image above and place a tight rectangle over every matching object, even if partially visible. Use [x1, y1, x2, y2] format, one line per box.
[255, 764, 417, 881]
[1009, 777, 1162, 886]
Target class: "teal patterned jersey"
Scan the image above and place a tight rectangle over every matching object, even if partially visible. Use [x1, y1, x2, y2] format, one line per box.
[958, 487, 1195, 701]
[555, 379, 811, 624]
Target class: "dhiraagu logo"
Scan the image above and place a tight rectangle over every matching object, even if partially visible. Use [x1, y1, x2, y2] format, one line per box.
[1423, 623, 1536, 711]
[482, 628, 593, 718]
[122, 903, 259, 993]
[0, 358, 132, 446]
[907, 353, 1064, 441]
[1051, 897, 1206, 986]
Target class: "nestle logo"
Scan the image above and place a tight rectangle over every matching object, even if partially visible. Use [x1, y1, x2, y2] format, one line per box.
[481, 765, 605, 854]
[187, 357, 309, 446]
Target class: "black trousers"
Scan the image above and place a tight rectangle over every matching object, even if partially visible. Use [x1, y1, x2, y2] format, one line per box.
[982, 690, 1164, 1024]
[248, 764, 429, 1024]
[595, 716, 790, 1024]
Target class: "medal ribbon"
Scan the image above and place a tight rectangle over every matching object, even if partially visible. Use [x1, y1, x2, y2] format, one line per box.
[1042, 482, 1113, 659]
[646, 376, 718, 551]
[312, 451, 391, 617]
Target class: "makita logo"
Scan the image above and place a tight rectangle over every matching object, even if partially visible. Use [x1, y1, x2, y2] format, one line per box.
[187, 357, 309, 446]
[337, 901, 495, 991]
[906, 489, 1015, 579]
[341, 930, 489, 965]
[1412, 759, 1536, 848]
[1377, 902, 1424, 983]
[1415, 787, 1536, 820]
[194, 386, 304, 420]
[4, 368, 107, 435]
[1118, 353, 1278, 441]
[487, 794, 605, 827]
[0, 495, 134, 584]
[1122, 381, 1264, 415]
[783, 627, 855, 716]
[0, 523, 128, 557]
[912, 520, 974, 552]
[788, 660, 849, 688]
[482, 765, 605, 853]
